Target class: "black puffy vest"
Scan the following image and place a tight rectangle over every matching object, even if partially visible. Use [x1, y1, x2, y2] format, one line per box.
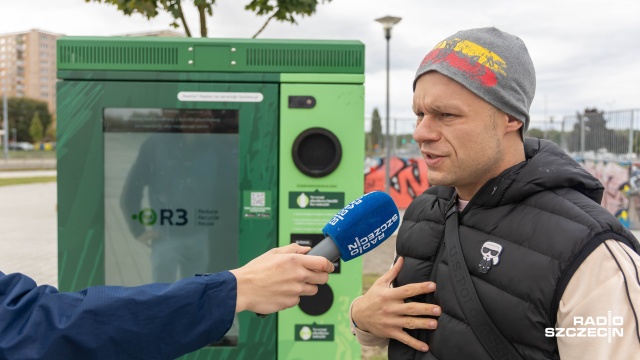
[389, 138, 640, 360]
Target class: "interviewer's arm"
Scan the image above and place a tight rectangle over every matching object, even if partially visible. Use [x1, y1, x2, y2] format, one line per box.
[0, 243, 334, 359]
[0, 271, 236, 360]
[230, 243, 334, 314]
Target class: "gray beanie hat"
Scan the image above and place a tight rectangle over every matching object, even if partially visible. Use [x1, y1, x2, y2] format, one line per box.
[413, 27, 536, 137]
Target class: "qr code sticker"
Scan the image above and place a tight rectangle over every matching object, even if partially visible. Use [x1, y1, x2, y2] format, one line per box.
[251, 192, 266, 207]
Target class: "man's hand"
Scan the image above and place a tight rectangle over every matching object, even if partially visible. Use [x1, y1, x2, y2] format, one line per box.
[351, 257, 439, 352]
[229, 243, 334, 314]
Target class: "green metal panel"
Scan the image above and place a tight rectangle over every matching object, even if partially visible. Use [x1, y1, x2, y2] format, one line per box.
[57, 70, 281, 83]
[280, 73, 365, 84]
[278, 83, 365, 360]
[57, 80, 107, 290]
[57, 80, 279, 359]
[57, 37, 364, 74]
[56, 71, 364, 85]
[57, 36, 367, 360]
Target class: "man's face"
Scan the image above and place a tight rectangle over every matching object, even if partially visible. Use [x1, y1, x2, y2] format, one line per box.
[412, 72, 515, 200]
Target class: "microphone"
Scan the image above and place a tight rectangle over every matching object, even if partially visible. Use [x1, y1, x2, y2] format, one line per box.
[307, 191, 400, 262]
[257, 191, 399, 318]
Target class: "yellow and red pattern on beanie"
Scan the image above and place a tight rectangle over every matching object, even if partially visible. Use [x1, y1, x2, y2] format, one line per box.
[420, 38, 507, 87]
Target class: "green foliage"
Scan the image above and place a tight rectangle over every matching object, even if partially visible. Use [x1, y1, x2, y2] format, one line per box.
[366, 108, 383, 155]
[245, 0, 330, 24]
[0, 97, 52, 143]
[85, 0, 206, 36]
[45, 116, 56, 141]
[86, 0, 331, 37]
[371, 108, 382, 147]
[526, 128, 544, 139]
[29, 113, 44, 144]
[567, 108, 629, 153]
[0, 176, 56, 187]
[633, 132, 640, 154]
[527, 128, 563, 147]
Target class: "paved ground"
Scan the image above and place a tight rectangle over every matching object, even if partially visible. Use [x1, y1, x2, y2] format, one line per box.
[0, 169, 57, 178]
[0, 180, 58, 286]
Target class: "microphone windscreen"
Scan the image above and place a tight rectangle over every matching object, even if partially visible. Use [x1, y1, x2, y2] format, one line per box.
[322, 191, 400, 261]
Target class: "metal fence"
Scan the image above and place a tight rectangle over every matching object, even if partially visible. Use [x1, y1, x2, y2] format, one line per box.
[366, 109, 640, 160]
[364, 116, 420, 158]
[528, 109, 640, 161]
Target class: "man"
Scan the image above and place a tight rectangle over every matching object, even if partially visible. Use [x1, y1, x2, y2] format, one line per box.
[0, 243, 333, 359]
[350, 27, 640, 359]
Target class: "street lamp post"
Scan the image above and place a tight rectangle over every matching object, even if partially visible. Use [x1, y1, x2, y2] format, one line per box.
[375, 15, 401, 194]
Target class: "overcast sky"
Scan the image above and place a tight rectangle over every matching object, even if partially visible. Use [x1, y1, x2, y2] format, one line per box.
[2, 0, 640, 130]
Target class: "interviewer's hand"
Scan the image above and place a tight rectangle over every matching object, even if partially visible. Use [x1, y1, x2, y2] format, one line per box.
[351, 257, 439, 352]
[229, 243, 334, 314]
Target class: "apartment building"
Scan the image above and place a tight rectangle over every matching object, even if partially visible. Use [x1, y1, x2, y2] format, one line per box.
[0, 29, 61, 114]
[0, 29, 183, 116]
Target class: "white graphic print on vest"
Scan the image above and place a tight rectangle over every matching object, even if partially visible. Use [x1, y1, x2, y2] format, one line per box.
[478, 241, 503, 273]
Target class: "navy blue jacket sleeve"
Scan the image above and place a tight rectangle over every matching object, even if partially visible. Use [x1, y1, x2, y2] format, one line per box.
[0, 271, 237, 360]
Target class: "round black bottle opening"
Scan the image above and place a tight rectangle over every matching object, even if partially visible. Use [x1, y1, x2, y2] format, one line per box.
[292, 127, 342, 178]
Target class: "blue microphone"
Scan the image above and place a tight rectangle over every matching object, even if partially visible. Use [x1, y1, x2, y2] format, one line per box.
[256, 191, 399, 318]
[308, 191, 400, 262]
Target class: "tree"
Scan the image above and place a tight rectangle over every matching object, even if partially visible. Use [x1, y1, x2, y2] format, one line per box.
[29, 113, 44, 144]
[86, 0, 332, 38]
[371, 108, 382, 147]
[567, 108, 628, 155]
[45, 114, 57, 142]
[0, 97, 52, 143]
[526, 128, 544, 139]
[527, 127, 564, 147]
[368, 108, 382, 153]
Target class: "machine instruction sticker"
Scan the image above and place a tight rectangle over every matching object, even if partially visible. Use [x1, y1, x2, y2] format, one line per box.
[288, 191, 344, 209]
[242, 191, 272, 219]
[294, 324, 334, 341]
[177, 91, 264, 103]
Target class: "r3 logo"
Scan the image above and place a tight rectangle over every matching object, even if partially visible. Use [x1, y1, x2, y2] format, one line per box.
[133, 208, 188, 226]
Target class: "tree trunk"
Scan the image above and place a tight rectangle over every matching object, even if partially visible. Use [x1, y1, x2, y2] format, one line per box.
[252, 12, 277, 38]
[198, 5, 208, 37]
[176, 0, 192, 37]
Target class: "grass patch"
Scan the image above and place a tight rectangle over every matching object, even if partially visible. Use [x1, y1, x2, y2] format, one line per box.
[5, 150, 56, 159]
[0, 176, 56, 187]
[369, 355, 388, 360]
[363, 273, 381, 294]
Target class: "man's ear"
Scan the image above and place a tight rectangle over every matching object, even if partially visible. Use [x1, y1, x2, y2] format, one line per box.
[505, 115, 523, 134]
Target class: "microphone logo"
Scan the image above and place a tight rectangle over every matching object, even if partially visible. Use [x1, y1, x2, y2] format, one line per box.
[348, 213, 399, 256]
[328, 197, 364, 226]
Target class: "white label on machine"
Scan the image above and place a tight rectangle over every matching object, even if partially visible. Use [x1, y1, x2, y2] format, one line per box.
[177, 92, 264, 103]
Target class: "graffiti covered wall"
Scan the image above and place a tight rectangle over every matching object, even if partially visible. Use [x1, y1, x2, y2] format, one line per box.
[364, 157, 429, 209]
[580, 159, 640, 229]
[364, 156, 640, 229]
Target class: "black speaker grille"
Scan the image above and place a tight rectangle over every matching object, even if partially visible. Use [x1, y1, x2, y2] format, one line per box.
[298, 134, 337, 170]
[58, 45, 179, 65]
[246, 48, 363, 68]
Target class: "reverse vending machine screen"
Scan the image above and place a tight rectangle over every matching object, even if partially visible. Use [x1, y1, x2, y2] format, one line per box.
[103, 108, 240, 346]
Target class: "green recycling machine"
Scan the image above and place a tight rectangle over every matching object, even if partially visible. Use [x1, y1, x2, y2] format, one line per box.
[56, 37, 365, 359]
